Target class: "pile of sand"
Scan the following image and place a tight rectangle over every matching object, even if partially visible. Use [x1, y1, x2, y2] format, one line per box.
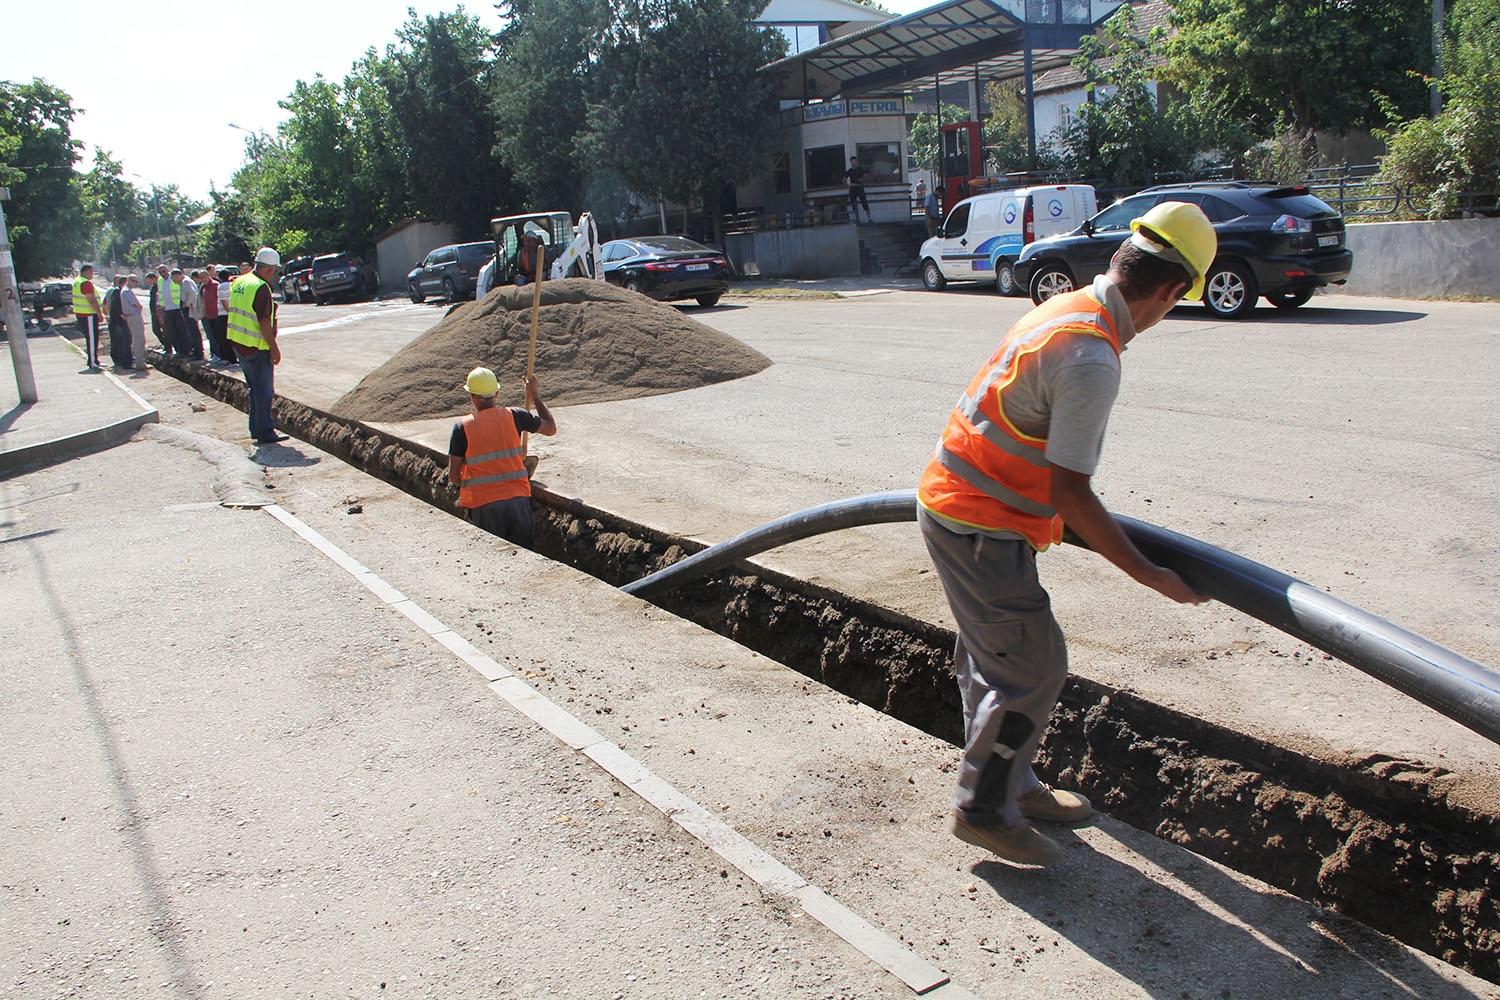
[331, 279, 771, 422]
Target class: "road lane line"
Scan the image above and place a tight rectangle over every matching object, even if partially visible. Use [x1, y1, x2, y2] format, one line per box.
[260, 501, 971, 998]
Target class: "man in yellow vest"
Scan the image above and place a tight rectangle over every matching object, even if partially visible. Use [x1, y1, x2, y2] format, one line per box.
[448, 366, 556, 548]
[917, 202, 1218, 867]
[226, 247, 287, 444]
[71, 264, 103, 369]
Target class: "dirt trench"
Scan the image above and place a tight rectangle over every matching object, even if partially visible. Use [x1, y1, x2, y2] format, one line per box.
[157, 354, 1500, 982]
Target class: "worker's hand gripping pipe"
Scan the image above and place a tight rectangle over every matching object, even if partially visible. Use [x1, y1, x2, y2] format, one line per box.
[623, 489, 1500, 747]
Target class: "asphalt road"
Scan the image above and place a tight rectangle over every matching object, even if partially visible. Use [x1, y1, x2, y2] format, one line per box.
[277, 283, 1500, 791]
[6, 293, 1498, 998]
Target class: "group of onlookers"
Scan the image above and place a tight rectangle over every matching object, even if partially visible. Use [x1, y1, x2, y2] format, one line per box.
[144, 261, 252, 368]
[74, 259, 255, 373]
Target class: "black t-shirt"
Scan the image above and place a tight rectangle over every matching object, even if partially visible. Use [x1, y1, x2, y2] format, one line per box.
[845, 165, 866, 187]
[449, 408, 543, 456]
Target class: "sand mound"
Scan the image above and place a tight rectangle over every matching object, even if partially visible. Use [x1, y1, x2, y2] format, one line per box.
[331, 279, 770, 422]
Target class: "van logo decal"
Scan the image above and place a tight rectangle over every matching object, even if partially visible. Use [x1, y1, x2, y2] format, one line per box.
[1048, 199, 1064, 218]
[1003, 203, 1018, 224]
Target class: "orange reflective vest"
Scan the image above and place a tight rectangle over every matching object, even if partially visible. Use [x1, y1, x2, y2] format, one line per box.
[918, 287, 1120, 549]
[457, 407, 530, 508]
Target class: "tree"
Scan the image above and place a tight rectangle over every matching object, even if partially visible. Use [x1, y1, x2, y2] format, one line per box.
[1374, 0, 1500, 218]
[0, 79, 87, 279]
[195, 190, 256, 264]
[906, 102, 971, 174]
[1164, 0, 1431, 140]
[379, 11, 510, 237]
[492, 0, 610, 212]
[581, 0, 787, 236]
[79, 148, 146, 266]
[1054, 4, 1193, 187]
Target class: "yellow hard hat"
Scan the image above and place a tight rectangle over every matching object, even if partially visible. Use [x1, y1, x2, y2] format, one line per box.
[1129, 201, 1217, 300]
[464, 366, 499, 396]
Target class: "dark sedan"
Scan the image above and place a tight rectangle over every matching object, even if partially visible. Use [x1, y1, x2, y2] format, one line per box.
[601, 237, 729, 308]
[1014, 182, 1353, 318]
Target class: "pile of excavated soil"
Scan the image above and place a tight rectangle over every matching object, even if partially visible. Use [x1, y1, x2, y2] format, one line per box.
[331, 279, 770, 422]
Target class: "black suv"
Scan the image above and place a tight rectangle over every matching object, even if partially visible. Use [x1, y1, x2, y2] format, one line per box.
[309, 252, 377, 304]
[280, 256, 315, 303]
[406, 241, 495, 303]
[1014, 182, 1353, 318]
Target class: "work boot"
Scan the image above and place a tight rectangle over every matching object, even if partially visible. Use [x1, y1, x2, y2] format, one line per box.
[1017, 783, 1092, 823]
[951, 813, 1059, 867]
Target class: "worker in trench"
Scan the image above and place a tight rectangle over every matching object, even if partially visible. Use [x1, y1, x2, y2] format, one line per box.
[448, 367, 556, 549]
[917, 202, 1218, 867]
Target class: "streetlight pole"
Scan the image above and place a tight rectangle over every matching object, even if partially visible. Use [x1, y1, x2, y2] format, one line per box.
[0, 187, 39, 404]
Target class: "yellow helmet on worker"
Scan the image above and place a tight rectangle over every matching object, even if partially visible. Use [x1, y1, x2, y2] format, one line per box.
[1129, 201, 1216, 301]
[465, 366, 499, 397]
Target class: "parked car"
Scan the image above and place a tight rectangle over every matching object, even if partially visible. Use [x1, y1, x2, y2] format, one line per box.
[309, 252, 377, 304]
[919, 184, 1097, 295]
[34, 281, 73, 313]
[407, 241, 495, 303]
[1013, 182, 1353, 318]
[279, 256, 315, 303]
[600, 237, 729, 308]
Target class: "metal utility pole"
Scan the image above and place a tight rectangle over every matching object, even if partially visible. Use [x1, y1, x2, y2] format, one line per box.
[1431, 0, 1445, 118]
[0, 188, 39, 404]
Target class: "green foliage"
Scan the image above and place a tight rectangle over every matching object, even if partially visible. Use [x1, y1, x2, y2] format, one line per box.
[580, 0, 786, 228]
[79, 148, 147, 265]
[906, 103, 970, 174]
[0, 78, 87, 279]
[492, 0, 610, 212]
[1240, 125, 1320, 184]
[379, 12, 509, 237]
[1374, 0, 1500, 219]
[196, 191, 256, 264]
[1164, 0, 1430, 138]
[1053, 5, 1193, 187]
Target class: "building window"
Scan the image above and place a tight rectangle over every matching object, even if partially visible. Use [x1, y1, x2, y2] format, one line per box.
[805, 145, 846, 189]
[771, 153, 791, 194]
[1059, 104, 1073, 129]
[768, 23, 826, 55]
[855, 142, 902, 185]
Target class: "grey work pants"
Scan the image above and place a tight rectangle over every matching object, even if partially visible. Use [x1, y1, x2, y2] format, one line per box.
[919, 508, 1066, 828]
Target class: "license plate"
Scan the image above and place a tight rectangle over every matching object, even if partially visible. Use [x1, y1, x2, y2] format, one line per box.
[686, 263, 710, 271]
[1317, 235, 1339, 247]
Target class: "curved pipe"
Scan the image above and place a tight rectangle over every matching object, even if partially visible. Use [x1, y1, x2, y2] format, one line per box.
[622, 489, 917, 599]
[622, 489, 1500, 747]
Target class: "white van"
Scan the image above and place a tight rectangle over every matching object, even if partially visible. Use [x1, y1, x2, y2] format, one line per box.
[919, 185, 1097, 295]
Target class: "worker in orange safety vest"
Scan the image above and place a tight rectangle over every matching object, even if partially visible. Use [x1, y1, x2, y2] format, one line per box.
[448, 366, 556, 548]
[917, 201, 1219, 868]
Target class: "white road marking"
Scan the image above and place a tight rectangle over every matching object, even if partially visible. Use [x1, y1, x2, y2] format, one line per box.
[277, 303, 429, 336]
[261, 501, 975, 999]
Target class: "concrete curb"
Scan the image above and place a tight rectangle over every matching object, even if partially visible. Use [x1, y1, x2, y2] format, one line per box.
[0, 336, 160, 480]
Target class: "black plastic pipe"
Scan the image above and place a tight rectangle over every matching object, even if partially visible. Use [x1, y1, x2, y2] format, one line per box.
[622, 489, 917, 599]
[623, 489, 1500, 747]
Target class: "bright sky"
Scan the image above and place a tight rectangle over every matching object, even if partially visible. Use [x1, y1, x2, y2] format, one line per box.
[7, 0, 934, 202]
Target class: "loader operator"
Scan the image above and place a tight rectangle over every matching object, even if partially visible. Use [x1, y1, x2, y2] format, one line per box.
[449, 366, 556, 549]
[918, 202, 1217, 868]
[512, 231, 545, 287]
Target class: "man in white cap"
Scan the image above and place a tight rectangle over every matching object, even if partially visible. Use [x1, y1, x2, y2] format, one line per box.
[226, 247, 287, 444]
[448, 367, 555, 548]
[917, 201, 1218, 867]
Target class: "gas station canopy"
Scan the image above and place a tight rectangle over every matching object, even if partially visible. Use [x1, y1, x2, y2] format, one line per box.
[761, 0, 1126, 102]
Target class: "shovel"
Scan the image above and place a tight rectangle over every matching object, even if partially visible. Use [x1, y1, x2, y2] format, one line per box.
[521, 244, 543, 477]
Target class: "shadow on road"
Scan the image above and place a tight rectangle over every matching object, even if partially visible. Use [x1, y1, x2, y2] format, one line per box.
[1169, 305, 1428, 326]
[973, 820, 1476, 999]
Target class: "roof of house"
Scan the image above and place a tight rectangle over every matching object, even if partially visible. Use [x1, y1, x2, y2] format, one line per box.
[1031, 0, 1171, 93]
[755, 0, 889, 26]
